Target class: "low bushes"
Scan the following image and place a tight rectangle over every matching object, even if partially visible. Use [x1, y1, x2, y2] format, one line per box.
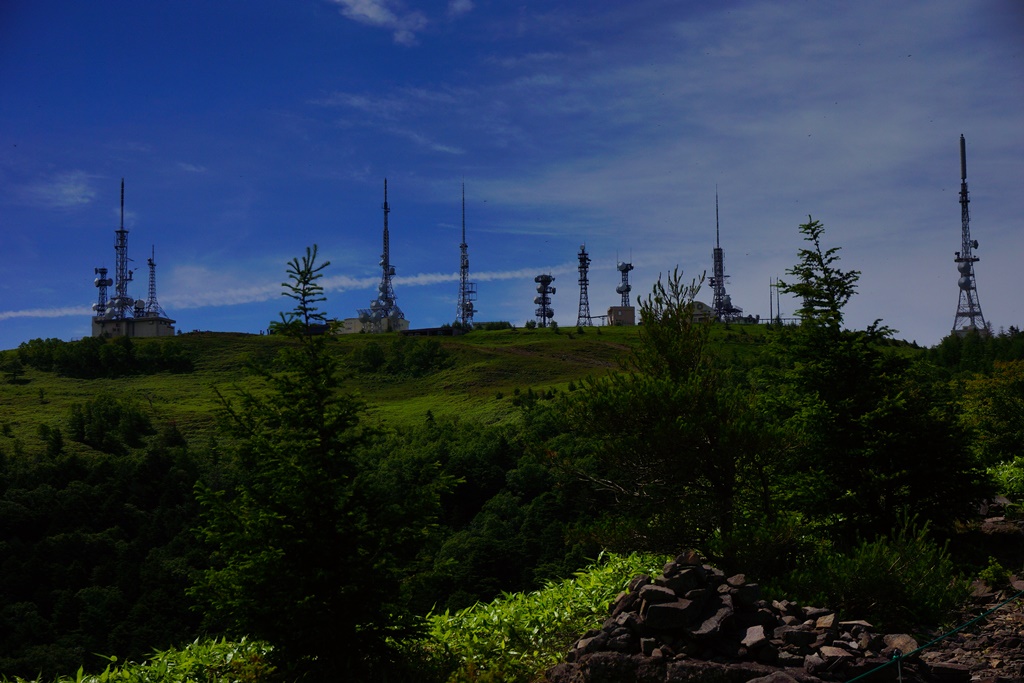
[771, 516, 968, 632]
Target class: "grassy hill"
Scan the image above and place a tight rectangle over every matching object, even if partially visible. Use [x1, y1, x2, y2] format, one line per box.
[0, 323, 779, 456]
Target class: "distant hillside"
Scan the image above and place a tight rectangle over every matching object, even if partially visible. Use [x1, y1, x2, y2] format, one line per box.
[0, 324, 784, 456]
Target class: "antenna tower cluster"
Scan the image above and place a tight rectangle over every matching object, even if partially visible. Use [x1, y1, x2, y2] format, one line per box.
[952, 135, 987, 335]
[534, 274, 555, 327]
[91, 179, 175, 337]
[456, 183, 477, 328]
[576, 244, 592, 326]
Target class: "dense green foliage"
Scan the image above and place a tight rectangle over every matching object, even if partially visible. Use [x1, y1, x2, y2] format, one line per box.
[556, 270, 774, 555]
[16, 336, 193, 378]
[349, 335, 454, 376]
[0, 423, 202, 676]
[774, 517, 968, 632]
[766, 218, 988, 541]
[0, 638, 274, 683]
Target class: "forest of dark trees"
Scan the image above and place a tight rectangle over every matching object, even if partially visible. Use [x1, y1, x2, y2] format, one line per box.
[1, 227, 1023, 679]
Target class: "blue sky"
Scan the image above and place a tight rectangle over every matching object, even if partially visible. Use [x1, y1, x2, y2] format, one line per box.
[1, 0, 1022, 350]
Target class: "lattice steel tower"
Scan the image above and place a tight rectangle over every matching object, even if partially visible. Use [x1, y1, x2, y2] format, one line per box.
[576, 244, 592, 326]
[145, 246, 168, 317]
[456, 183, 477, 328]
[952, 134, 987, 335]
[534, 274, 555, 327]
[109, 179, 135, 320]
[616, 260, 633, 307]
[358, 178, 405, 331]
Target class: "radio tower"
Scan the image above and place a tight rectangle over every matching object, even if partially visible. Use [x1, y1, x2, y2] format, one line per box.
[456, 183, 477, 328]
[952, 135, 987, 336]
[359, 178, 405, 331]
[576, 244, 592, 326]
[710, 190, 742, 321]
[110, 179, 135, 320]
[145, 246, 167, 317]
[616, 260, 633, 307]
[534, 274, 555, 327]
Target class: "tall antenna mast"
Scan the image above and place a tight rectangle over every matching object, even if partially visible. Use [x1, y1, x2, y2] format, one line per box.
[456, 182, 477, 328]
[111, 178, 134, 320]
[709, 189, 742, 322]
[711, 189, 726, 319]
[576, 244, 592, 326]
[359, 178, 404, 331]
[952, 134, 987, 335]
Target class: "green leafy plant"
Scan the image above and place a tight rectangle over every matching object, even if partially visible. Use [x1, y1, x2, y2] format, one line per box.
[0, 637, 274, 683]
[425, 552, 667, 683]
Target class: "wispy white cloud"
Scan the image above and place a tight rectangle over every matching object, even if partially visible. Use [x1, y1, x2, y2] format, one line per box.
[310, 88, 464, 153]
[16, 171, 99, 209]
[447, 0, 473, 20]
[0, 306, 91, 321]
[327, 0, 428, 46]
[177, 162, 207, 173]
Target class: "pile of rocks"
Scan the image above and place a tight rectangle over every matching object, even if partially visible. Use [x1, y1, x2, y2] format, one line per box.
[546, 550, 983, 683]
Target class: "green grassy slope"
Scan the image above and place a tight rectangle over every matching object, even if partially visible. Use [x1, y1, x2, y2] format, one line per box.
[0, 326, 651, 453]
[0, 322, 852, 455]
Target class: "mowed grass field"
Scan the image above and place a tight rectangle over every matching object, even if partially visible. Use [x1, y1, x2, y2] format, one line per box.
[0, 322, 774, 455]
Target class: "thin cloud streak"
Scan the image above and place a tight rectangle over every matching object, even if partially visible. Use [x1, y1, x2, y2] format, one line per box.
[0, 306, 92, 321]
[16, 171, 99, 209]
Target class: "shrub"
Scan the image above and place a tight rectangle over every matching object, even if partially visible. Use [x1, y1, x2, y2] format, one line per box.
[773, 516, 968, 631]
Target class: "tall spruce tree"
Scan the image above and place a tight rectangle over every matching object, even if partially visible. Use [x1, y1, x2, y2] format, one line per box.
[192, 245, 447, 679]
[772, 218, 988, 541]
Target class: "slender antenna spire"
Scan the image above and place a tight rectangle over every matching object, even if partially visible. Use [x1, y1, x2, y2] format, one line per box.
[715, 185, 721, 249]
[710, 188, 742, 322]
[112, 178, 133, 319]
[358, 178, 404, 331]
[456, 181, 477, 328]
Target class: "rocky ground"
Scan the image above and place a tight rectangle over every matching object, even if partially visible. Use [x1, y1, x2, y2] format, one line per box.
[545, 546, 1024, 683]
[917, 580, 1024, 683]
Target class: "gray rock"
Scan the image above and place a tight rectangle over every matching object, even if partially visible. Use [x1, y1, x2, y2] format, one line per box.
[741, 625, 768, 649]
[639, 583, 679, 605]
[693, 594, 734, 639]
[644, 599, 700, 630]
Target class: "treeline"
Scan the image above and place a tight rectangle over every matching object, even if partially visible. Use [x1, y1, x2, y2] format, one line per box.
[16, 336, 193, 378]
[927, 325, 1024, 374]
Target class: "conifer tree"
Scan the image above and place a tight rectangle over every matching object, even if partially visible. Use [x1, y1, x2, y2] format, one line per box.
[192, 245, 446, 679]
